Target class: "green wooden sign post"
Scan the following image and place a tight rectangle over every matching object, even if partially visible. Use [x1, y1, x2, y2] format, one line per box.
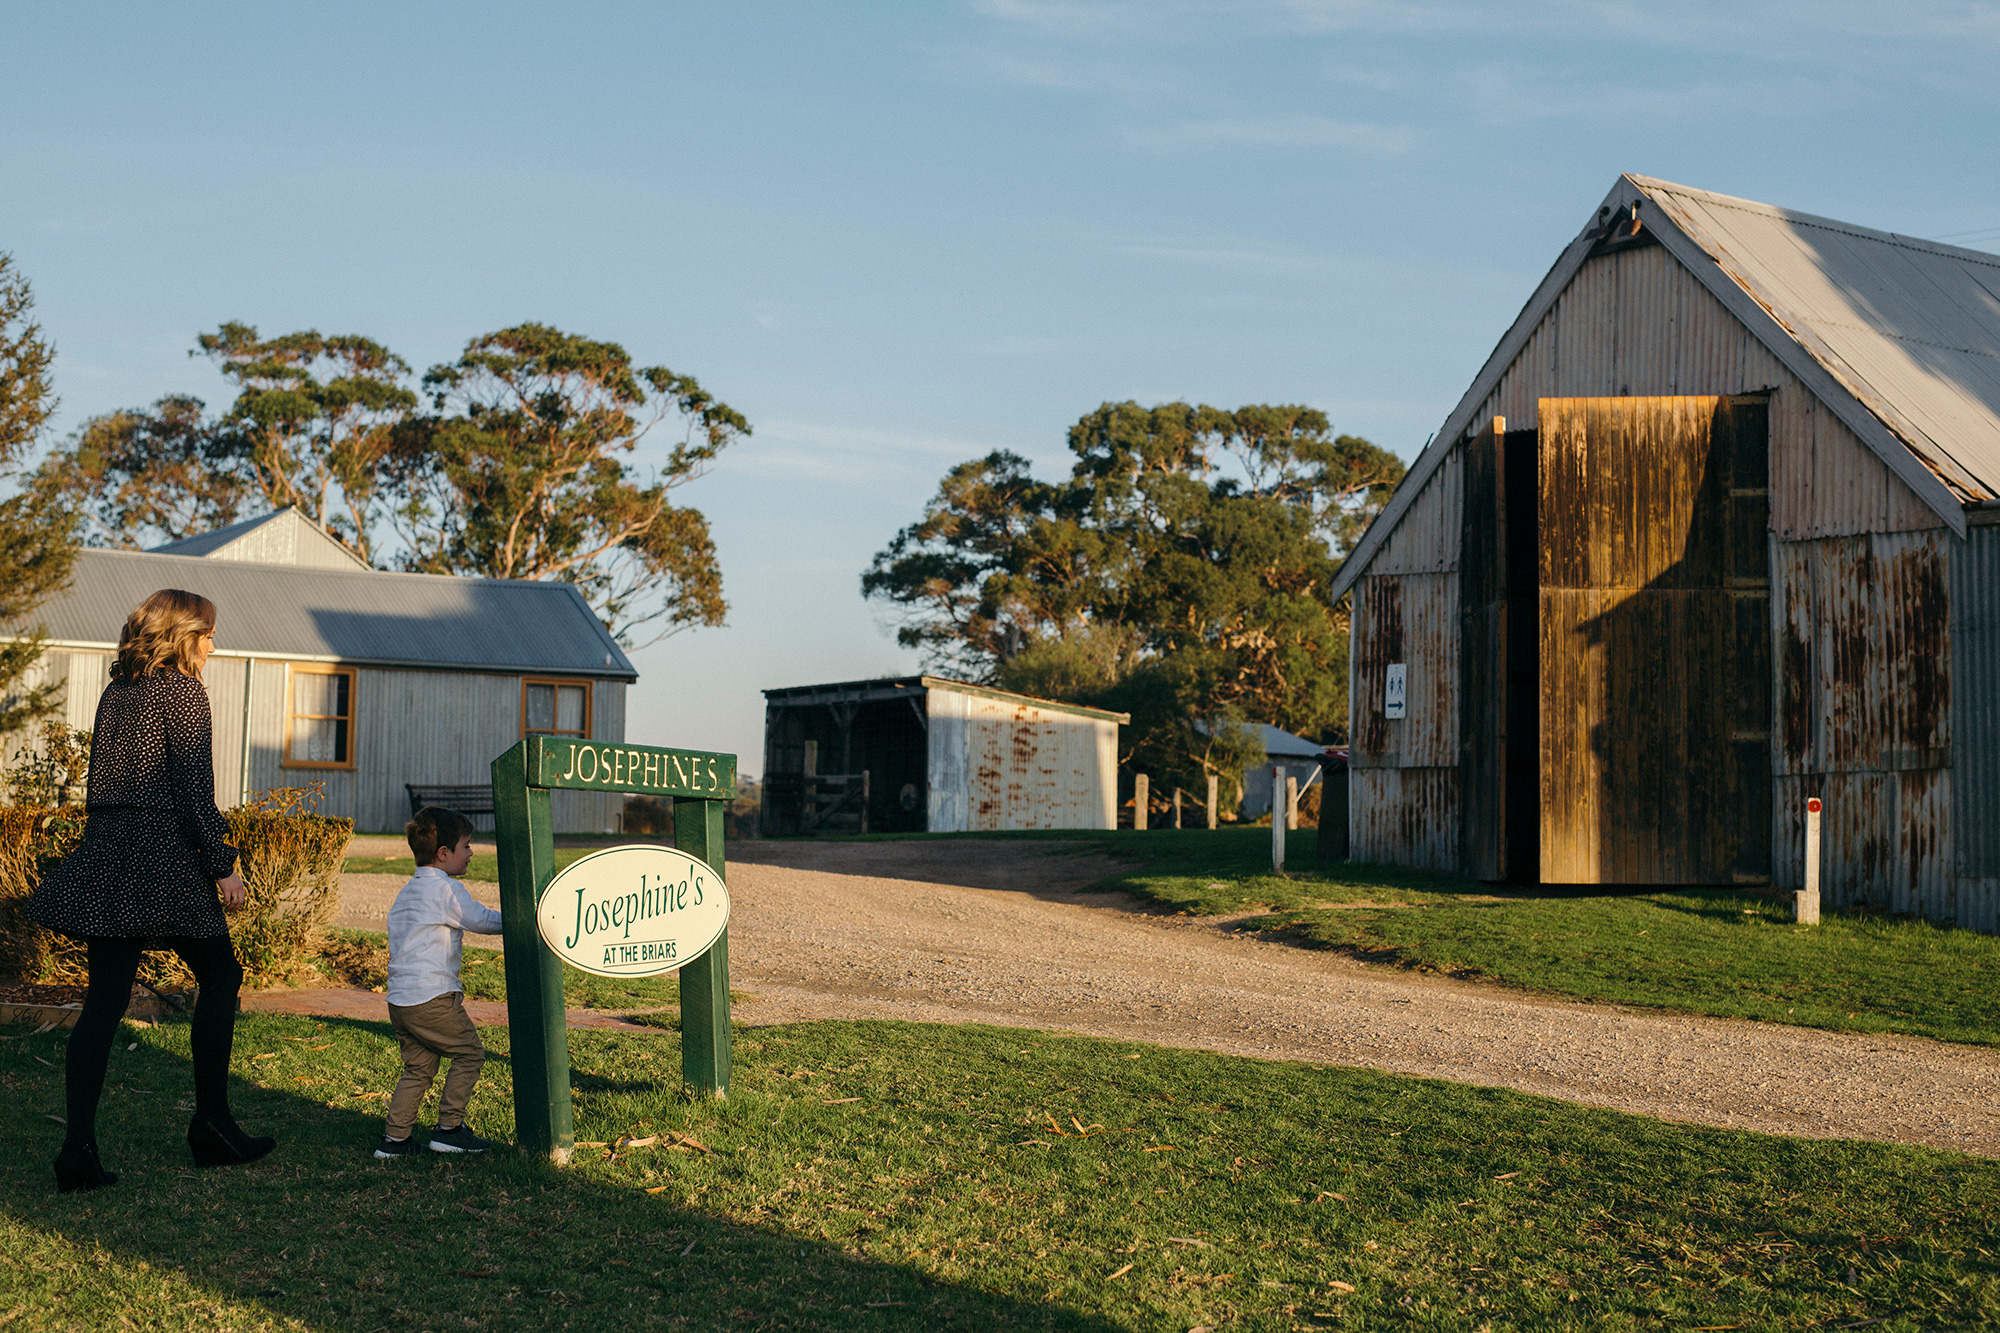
[491, 735, 737, 1161]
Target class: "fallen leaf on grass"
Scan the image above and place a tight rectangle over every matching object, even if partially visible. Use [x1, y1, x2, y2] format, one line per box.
[644, 1186, 670, 1195]
[575, 1141, 610, 1149]
[1143, 1145, 1176, 1152]
[1314, 1191, 1348, 1202]
[615, 1135, 658, 1150]
[824, 1097, 862, 1105]
[1106, 1264, 1134, 1280]
[1166, 1237, 1210, 1248]
[253, 1052, 280, 1061]
[1494, 1171, 1520, 1180]
[44, 1114, 64, 1124]
[1017, 1140, 1053, 1147]
[1189, 1326, 1216, 1333]
[1328, 1280, 1357, 1294]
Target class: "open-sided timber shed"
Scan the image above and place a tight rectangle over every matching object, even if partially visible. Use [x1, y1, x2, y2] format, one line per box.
[1331, 174, 2000, 931]
[760, 676, 1126, 835]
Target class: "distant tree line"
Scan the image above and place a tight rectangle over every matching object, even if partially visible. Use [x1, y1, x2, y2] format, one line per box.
[863, 401, 1403, 805]
[40, 321, 750, 647]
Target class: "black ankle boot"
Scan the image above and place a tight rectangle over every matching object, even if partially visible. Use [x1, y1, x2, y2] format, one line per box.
[187, 1113, 275, 1168]
[53, 1140, 119, 1193]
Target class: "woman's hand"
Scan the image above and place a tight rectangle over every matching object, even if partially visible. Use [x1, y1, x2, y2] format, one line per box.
[218, 873, 247, 911]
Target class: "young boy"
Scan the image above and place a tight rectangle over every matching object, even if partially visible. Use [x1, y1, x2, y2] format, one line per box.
[374, 805, 505, 1158]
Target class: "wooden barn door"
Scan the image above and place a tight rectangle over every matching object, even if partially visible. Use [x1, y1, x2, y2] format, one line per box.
[1538, 396, 1772, 884]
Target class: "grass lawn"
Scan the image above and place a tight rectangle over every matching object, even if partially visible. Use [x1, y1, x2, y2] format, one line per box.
[828, 827, 2000, 1048]
[3, 1012, 1995, 1331]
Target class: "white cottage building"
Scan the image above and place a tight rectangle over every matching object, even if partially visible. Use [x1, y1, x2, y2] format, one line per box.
[17, 509, 634, 833]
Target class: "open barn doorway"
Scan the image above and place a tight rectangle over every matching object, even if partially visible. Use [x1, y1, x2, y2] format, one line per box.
[1459, 418, 1542, 882]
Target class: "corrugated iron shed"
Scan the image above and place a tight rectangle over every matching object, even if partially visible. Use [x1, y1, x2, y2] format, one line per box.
[761, 676, 1126, 834]
[33, 549, 636, 680]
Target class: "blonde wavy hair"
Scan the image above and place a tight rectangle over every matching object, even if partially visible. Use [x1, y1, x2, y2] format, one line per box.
[112, 589, 217, 683]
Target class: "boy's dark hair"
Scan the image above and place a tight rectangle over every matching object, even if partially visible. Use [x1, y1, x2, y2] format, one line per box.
[407, 806, 477, 866]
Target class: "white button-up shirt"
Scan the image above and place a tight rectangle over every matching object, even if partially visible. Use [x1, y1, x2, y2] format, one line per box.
[385, 866, 505, 1008]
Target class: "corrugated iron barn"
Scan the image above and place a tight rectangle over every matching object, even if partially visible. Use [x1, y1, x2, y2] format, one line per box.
[1332, 174, 2000, 931]
[17, 509, 635, 833]
[760, 676, 1125, 834]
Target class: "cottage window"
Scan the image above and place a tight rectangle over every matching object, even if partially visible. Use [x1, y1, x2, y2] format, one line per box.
[522, 678, 590, 739]
[285, 666, 356, 769]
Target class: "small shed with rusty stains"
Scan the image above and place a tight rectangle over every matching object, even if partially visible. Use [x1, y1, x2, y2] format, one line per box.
[1331, 174, 2000, 931]
[759, 676, 1126, 835]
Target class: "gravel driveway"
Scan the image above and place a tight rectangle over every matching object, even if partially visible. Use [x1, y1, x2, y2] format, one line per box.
[720, 839, 2000, 1159]
[333, 838, 2000, 1157]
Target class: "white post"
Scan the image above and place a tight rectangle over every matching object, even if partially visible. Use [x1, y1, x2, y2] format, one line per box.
[1270, 764, 1285, 872]
[1285, 775, 1300, 831]
[1133, 773, 1149, 831]
[1796, 796, 1822, 926]
[237, 657, 255, 807]
[1206, 774, 1218, 829]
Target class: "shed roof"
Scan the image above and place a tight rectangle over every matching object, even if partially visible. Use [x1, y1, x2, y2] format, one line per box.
[1252, 723, 1325, 759]
[149, 507, 370, 571]
[1333, 174, 2000, 600]
[763, 675, 1129, 724]
[33, 548, 637, 680]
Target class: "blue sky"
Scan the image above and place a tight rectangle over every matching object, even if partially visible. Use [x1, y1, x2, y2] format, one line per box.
[4, 1, 1997, 771]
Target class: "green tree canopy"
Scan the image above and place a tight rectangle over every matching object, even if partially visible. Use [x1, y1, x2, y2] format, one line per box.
[863, 401, 1402, 803]
[38, 322, 748, 646]
[199, 323, 421, 565]
[0, 254, 82, 736]
[39, 394, 253, 547]
[407, 324, 751, 645]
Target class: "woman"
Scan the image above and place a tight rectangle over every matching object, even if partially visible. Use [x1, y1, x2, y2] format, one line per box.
[31, 588, 274, 1192]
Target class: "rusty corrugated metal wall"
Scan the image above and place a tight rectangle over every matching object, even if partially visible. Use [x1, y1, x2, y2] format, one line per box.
[925, 686, 1119, 832]
[1950, 515, 2000, 930]
[1348, 561, 1460, 869]
[1771, 531, 1954, 918]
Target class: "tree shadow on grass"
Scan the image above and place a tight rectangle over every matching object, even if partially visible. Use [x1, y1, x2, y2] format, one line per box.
[0, 1016, 1129, 1333]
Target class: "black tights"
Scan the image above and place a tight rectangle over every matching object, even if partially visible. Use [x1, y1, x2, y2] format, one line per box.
[63, 936, 243, 1148]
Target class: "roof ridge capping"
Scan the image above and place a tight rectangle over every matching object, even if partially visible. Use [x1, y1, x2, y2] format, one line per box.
[1627, 174, 2000, 267]
[1330, 172, 1986, 602]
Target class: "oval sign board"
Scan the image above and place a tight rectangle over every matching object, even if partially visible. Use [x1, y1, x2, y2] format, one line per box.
[536, 845, 729, 979]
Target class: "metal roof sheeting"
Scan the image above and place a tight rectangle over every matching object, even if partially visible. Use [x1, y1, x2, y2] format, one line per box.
[1638, 177, 2000, 503]
[34, 549, 637, 679]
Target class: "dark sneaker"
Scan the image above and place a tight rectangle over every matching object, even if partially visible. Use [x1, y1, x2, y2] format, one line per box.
[373, 1134, 421, 1159]
[428, 1124, 492, 1154]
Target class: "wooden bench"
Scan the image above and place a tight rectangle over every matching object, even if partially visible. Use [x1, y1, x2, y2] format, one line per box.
[405, 783, 496, 818]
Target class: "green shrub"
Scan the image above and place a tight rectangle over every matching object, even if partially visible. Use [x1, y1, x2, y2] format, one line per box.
[0, 725, 352, 988]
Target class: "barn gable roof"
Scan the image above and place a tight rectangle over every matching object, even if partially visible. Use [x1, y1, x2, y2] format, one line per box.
[34, 548, 638, 680]
[1332, 174, 1999, 601]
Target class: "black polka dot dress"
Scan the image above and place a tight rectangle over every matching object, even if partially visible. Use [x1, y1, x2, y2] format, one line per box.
[29, 670, 241, 940]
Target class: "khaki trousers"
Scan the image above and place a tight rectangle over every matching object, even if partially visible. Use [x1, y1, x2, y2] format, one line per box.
[385, 991, 486, 1136]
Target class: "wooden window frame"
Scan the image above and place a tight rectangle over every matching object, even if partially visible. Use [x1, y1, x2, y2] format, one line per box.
[521, 676, 593, 741]
[282, 664, 358, 771]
